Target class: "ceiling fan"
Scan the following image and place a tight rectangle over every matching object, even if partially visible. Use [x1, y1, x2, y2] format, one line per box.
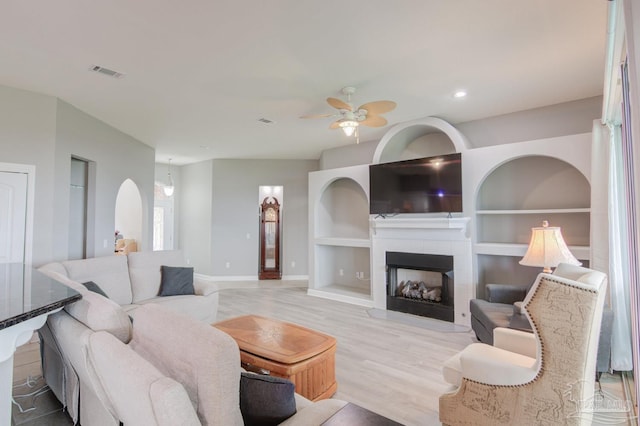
[301, 87, 397, 143]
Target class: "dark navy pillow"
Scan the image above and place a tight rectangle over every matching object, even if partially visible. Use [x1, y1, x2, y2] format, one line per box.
[159, 266, 195, 296]
[82, 281, 109, 298]
[239, 372, 296, 425]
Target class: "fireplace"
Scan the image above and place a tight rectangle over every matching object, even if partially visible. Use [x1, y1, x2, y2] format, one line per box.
[386, 252, 454, 322]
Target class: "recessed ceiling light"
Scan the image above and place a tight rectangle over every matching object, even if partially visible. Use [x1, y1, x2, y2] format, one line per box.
[453, 90, 467, 98]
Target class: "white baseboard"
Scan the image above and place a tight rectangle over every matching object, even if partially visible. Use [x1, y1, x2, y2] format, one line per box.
[282, 275, 309, 281]
[195, 273, 308, 282]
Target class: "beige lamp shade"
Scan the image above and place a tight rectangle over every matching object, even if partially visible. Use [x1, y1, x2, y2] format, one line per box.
[519, 221, 581, 273]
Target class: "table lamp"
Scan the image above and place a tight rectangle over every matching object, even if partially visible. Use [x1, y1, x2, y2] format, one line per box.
[519, 220, 581, 273]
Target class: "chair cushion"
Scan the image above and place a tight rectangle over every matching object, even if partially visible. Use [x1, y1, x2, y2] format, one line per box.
[127, 250, 187, 303]
[239, 373, 296, 426]
[62, 255, 133, 305]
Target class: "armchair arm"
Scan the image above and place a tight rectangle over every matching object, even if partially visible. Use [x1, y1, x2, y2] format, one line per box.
[493, 327, 537, 359]
[485, 284, 527, 304]
[193, 274, 219, 296]
[459, 343, 537, 386]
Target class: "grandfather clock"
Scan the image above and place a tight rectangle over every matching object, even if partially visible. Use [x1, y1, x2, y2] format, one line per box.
[259, 197, 281, 279]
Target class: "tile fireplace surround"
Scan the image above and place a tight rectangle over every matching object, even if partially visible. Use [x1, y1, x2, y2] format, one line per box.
[370, 217, 472, 326]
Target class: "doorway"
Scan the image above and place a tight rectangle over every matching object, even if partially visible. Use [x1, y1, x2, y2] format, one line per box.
[115, 179, 143, 253]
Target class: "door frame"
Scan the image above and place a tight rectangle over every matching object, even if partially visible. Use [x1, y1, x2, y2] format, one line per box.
[0, 162, 35, 267]
[0, 162, 36, 305]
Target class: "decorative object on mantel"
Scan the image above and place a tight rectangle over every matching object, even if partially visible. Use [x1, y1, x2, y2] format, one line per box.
[163, 158, 174, 196]
[519, 220, 580, 273]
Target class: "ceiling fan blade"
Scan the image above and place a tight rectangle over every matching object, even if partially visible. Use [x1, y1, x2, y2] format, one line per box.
[299, 113, 337, 119]
[360, 115, 388, 127]
[329, 121, 341, 129]
[327, 97, 352, 111]
[358, 100, 397, 115]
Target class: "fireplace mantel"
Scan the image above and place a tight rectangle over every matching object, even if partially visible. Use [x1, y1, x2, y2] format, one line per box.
[370, 216, 469, 233]
[370, 216, 473, 326]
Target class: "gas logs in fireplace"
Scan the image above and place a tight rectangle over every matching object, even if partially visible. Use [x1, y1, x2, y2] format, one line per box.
[386, 252, 454, 322]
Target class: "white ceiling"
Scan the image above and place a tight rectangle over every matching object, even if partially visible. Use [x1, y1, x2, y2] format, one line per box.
[0, 1, 608, 165]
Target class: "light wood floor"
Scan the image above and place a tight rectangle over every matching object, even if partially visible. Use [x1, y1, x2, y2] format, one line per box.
[216, 284, 477, 425]
[13, 281, 632, 425]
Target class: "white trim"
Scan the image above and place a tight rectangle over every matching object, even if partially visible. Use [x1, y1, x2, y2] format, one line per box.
[281, 275, 308, 281]
[0, 162, 35, 309]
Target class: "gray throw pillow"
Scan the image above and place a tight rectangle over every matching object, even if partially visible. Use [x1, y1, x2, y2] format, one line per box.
[159, 265, 195, 296]
[82, 281, 109, 298]
[240, 372, 296, 426]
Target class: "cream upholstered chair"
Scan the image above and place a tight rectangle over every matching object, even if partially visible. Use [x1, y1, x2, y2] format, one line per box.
[439, 263, 607, 426]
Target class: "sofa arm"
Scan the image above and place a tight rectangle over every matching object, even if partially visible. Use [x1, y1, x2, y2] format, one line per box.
[493, 327, 537, 359]
[194, 274, 220, 296]
[485, 284, 527, 304]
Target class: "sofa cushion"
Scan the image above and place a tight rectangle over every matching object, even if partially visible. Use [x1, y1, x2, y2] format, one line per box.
[129, 304, 244, 425]
[62, 255, 133, 305]
[240, 372, 296, 426]
[134, 294, 215, 323]
[42, 271, 132, 343]
[159, 266, 195, 296]
[127, 250, 187, 303]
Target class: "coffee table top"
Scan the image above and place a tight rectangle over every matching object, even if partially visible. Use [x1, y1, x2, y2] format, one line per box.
[214, 315, 336, 364]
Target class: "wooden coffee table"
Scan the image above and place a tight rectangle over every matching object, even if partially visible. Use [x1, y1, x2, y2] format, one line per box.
[214, 315, 337, 401]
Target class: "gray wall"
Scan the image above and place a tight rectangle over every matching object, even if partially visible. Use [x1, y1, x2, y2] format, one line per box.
[178, 159, 318, 276]
[319, 96, 603, 170]
[211, 159, 318, 277]
[178, 161, 213, 274]
[0, 84, 155, 266]
[0, 85, 57, 265]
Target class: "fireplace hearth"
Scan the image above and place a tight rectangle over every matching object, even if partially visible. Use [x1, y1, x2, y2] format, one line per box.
[386, 252, 454, 322]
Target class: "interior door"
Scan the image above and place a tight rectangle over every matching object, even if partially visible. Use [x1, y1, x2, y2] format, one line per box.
[0, 171, 28, 264]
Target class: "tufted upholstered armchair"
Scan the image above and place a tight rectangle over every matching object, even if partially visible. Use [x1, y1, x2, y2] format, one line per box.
[439, 263, 607, 425]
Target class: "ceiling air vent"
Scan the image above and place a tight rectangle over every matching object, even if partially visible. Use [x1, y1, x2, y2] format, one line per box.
[89, 65, 126, 79]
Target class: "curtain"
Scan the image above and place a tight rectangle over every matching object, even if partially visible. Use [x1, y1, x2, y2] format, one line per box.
[608, 123, 634, 371]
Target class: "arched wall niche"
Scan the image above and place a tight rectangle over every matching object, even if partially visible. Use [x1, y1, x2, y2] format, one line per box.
[476, 155, 591, 211]
[316, 177, 369, 239]
[474, 155, 591, 248]
[372, 117, 470, 164]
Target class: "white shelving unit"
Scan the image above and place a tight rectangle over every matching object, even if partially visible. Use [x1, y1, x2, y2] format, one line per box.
[471, 151, 592, 294]
[308, 165, 373, 306]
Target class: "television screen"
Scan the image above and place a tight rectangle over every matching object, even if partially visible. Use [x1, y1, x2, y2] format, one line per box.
[369, 153, 462, 215]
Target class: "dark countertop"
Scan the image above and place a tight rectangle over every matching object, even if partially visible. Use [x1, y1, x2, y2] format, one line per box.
[0, 264, 81, 330]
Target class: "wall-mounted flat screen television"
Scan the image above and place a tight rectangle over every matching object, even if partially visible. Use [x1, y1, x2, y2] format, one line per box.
[369, 153, 462, 215]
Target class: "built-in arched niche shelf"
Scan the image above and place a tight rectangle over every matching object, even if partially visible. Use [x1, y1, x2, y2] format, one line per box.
[372, 117, 469, 164]
[474, 155, 591, 293]
[316, 177, 369, 240]
[308, 165, 372, 306]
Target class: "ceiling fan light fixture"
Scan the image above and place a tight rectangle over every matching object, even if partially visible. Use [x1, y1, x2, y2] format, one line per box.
[339, 120, 359, 137]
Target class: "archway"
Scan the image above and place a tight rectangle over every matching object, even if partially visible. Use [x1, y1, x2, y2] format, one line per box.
[114, 179, 143, 252]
